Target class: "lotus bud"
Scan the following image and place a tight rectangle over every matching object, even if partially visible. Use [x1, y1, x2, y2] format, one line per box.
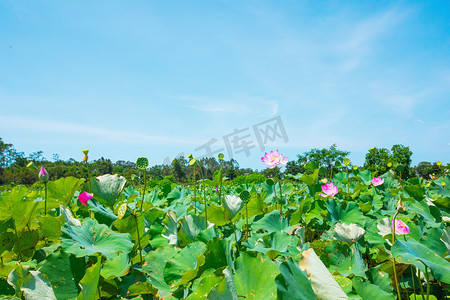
[39, 166, 49, 182]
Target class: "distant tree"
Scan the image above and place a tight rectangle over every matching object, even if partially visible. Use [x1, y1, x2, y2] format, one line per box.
[171, 158, 186, 182]
[284, 160, 304, 176]
[298, 144, 350, 177]
[364, 147, 391, 175]
[391, 144, 413, 178]
[413, 161, 440, 178]
[364, 144, 413, 178]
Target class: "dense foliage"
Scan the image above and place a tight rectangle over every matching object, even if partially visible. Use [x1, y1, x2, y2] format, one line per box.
[0, 149, 449, 299]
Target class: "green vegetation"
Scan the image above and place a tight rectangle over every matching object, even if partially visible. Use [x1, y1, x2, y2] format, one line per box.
[0, 137, 448, 299]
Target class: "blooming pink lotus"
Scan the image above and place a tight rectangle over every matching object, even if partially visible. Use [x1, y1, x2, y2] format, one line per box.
[39, 166, 49, 182]
[371, 176, 384, 186]
[261, 150, 288, 169]
[392, 219, 410, 235]
[319, 182, 338, 198]
[78, 192, 93, 206]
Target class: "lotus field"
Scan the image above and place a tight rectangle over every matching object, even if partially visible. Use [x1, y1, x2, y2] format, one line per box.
[0, 151, 449, 300]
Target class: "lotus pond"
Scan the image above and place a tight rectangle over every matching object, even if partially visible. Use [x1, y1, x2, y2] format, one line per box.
[0, 160, 449, 299]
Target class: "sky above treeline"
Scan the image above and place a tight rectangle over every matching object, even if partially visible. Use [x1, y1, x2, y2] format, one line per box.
[0, 1, 449, 170]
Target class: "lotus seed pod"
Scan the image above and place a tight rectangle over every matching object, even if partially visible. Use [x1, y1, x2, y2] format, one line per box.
[189, 158, 197, 166]
[136, 157, 149, 169]
[218, 153, 224, 160]
[343, 158, 350, 166]
[266, 178, 275, 186]
[239, 190, 250, 203]
[117, 203, 129, 219]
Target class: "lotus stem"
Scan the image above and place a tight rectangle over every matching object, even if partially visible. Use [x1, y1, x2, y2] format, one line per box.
[424, 266, 430, 300]
[133, 214, 143, 267]
[44, 182, 47, 215]
[278, 179, 283, 215]
[391, 211, 401, 300]
[140, 171, 147, 212]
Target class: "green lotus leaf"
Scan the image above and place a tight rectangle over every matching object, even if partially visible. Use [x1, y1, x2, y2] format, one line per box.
[100, 252, 130, 279]
[320, 241, 367, 277]
[275, 258, 315, 300]
[47, 176, 85, 207]
[352, 276, 395, 300]
[37, 249, 85, 300]
[233, 252, 279, 299]
[61, 218, 133, 260]
[163, 241, 207, 287]
[326, 199, 365, 226]
[90, 174, 126, 207]
[252, 210, 290, 234]
[223, 195, 244, 220]
[78, 258, 101, 300]
[179, 214, 211, 244]
[21, 270, 57, 300]
[142, 247, 178, 293]
[87, 199, 117, 226]
[299, 248, 349, 300]
[392, 239, 450, 284]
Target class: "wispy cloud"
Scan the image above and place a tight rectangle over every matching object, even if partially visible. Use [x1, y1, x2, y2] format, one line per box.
[174, 95, 279, 116]
[0, 116, 201, 146]
[335, 7, 411, 71]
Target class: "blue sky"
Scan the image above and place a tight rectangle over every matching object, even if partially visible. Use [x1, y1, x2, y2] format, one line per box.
[1, 1, 449, 170]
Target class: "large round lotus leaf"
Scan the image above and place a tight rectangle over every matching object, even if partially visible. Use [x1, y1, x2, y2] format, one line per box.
[90, 174, 126, 207]
[141, 247, 178, 293]
[326, 199, 365, 226]
[21, 270, 57, 300]
[352, 277, 395, 300]
[37, 249, 85, 300]
[47, 177, 85, 207]
[163, 241, 207, 287]
[223, 195, 244, 220]
[275, 258, 315, 300]
[251, 210, 290, 234]
[233, 252, 279, 299]
[392, 239, 450, 284]
[299, 248, 348, 300]
[320, 241, 367, 277]
[61, 218, 133, 260]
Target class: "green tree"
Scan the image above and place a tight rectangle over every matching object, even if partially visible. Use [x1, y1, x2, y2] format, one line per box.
[297, 144, 350, 177]
[364, 147, 391, 175]
[391, 144, 413, 178]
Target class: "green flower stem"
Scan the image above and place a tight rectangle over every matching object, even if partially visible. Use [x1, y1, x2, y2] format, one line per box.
[346, 167, 349, 194]
[140, 171, 147, 212]
[245, 203, 249, 237]
[273, 185, 277, 210]
[86, 161, 91, 193]
[133, 214, 143, 267]
[198, 164, 208, 226]
[278, 179, 283, 215]
[193, 169, 197, 214]
[424, 266, 430, 300]
[14, 221, 22, 261]
[218, 160, 223, 204]
[417, 268, 425, 299]
[391, 211, 401, 300]
[44, 182, 48, 215]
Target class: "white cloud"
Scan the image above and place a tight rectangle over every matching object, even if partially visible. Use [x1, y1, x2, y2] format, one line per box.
[0, 116, 201, 146]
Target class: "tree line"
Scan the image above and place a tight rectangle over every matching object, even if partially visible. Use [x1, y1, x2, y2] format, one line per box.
[0, 137, 447, 186]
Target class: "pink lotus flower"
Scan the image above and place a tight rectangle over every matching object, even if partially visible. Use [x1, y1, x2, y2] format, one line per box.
[39, 166, 49, 182]
[78, 192, 93, 206]
[261, 150, 288, 169]
[392, 219, 410, 235]
[371, 176, 384, 186]
[319, 182, 338, 198]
